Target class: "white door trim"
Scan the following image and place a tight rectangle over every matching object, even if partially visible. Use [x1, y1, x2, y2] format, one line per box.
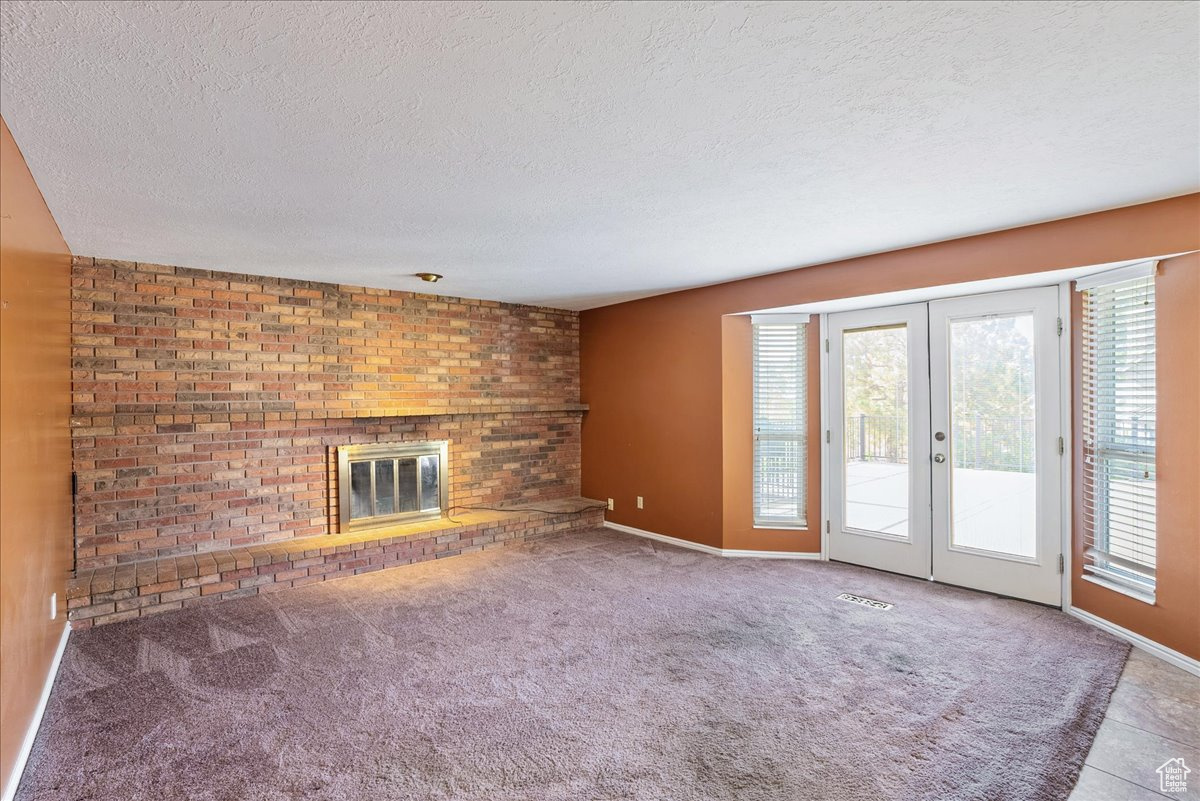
[819, 312, 830, 560]
[1058, 281, 1074, 611]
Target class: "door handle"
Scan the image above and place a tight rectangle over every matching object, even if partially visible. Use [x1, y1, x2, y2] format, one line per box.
[933, 453, 946, 463]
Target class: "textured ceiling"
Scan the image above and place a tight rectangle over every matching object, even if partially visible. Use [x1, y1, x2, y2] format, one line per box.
[1, 1, 1197, 309]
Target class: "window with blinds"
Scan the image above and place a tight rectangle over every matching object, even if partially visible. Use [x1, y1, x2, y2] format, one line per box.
[1078, 264, 1157, 601]
[752, 318, 808, 528]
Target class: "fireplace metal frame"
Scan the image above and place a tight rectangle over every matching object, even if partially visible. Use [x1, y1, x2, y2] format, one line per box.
[337, 440, 449, 531]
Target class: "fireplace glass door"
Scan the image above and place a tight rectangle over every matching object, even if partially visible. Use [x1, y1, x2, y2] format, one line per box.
[338, 441, 449, 530]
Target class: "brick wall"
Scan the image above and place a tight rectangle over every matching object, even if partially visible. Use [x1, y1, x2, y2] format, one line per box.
[71, 257, 584, 569]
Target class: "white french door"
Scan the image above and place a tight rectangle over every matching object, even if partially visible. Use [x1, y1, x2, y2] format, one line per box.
[827, 287, 1063, 606]
[827, 303, 932, 579]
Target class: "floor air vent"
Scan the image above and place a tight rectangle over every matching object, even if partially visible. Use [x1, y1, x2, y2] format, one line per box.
[836, 593, 893, 610]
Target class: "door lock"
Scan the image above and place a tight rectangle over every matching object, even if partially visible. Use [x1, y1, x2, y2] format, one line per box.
[934, 432, 946, 441]
[933, 453, 946, 463]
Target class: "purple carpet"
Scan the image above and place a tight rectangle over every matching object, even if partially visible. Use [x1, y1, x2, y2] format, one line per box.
[17, 527, 1127, 800]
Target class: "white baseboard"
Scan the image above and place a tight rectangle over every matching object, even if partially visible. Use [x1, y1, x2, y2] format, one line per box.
[603, 521, 822, 560]
[1068, 606, 1200, 678]
[2, 624, 70, 801]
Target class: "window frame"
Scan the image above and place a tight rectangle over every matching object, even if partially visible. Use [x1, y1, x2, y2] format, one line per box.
[751, 315, 810, 529]
[1076, 263, 1158, 603]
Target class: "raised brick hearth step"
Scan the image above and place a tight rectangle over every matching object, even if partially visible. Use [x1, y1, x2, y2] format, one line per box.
[68, 498, 606, 628]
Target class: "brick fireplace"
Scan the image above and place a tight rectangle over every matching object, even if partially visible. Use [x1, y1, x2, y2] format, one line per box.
[67, 257, 602, 626]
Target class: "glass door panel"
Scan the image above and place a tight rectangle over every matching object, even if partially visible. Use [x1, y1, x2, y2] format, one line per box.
[374, 460, 397, 517]
[842, 325, 910, 539]
[419, 454, 441, 511]
[947, 314, 1037, 558]
[349, 461, 372, 520]
[397, 458, 419, 513]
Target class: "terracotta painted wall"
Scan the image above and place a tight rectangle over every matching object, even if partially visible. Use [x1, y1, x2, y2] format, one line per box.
[0, 117, 73, 795]
[581, 194, 1199, 655]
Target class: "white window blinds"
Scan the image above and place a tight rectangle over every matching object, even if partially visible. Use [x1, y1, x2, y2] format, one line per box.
[1078, 265, 1157, 600]
[752, 319, 808, 527]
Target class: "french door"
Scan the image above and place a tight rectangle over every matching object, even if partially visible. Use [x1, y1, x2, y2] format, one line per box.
[827, 287, 1063, 606]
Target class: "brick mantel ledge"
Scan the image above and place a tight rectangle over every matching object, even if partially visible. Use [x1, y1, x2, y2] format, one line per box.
[71, 401, 589, 430]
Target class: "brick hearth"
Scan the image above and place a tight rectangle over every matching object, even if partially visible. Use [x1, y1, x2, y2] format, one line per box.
[68, 500, 605, 628]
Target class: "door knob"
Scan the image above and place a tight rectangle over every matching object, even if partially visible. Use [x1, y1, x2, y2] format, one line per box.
[933, 454, 946, 463]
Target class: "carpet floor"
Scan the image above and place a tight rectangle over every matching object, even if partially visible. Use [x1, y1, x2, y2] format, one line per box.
[17, 527, 1127, 801]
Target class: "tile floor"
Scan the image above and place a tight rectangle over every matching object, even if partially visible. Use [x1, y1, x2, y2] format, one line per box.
[1070, 648, 1200, 800]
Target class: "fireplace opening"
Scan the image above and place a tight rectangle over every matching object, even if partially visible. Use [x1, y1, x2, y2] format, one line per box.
[337, 441, 449, 531]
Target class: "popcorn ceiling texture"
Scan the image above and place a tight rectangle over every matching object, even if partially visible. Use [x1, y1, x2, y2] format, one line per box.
[2, 2, 1197, 309]
[70, 257, 585, 571]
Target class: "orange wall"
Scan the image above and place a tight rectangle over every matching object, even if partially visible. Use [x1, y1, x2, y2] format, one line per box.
[581, 194, 1199, 653]
[0, 116, 73, 795]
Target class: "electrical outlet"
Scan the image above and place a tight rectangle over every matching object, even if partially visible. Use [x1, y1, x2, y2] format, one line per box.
[636, 496, 644, 509]
[50, 592, 57, 621]
[607, 498, 614, 511]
